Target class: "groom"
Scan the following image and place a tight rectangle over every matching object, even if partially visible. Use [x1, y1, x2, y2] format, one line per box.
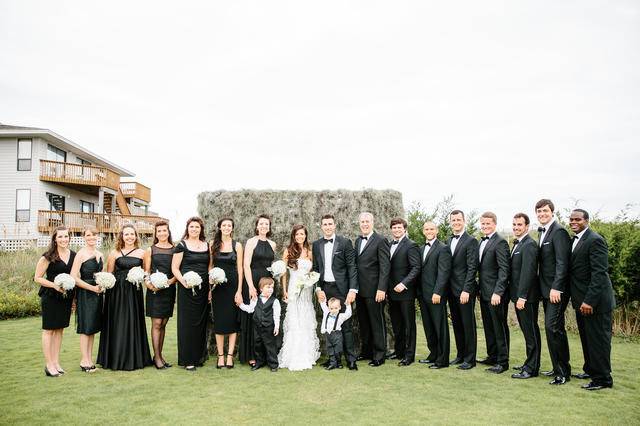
[313, 214, 359, 370]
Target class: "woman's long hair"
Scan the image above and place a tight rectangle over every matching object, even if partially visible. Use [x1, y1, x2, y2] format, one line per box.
[153, 220, 173, 245]
[211, 217, 234, 259]
[116, 224, 139, 251]
[181, 216, 206, 241]
[286, 224, 310, 269]
[43, 226, 69, 262]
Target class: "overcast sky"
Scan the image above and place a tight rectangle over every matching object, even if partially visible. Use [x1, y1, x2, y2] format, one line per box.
[1, 0, 639, 235]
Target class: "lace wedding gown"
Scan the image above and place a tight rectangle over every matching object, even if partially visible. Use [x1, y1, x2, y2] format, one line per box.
[278, 258, 320, 371]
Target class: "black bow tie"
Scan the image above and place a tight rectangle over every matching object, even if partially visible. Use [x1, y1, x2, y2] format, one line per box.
[425, 242, 431, 247]
[391, 240, 399, 245]
[481, 236, 490, 241]
[451, 235, 461, 239]
[538, 226, 546, 233]
[324, 238, 334, 244]
[513, 239, 520, 245]
[361, 236, 368, 240]
[573, 235, 579, 240]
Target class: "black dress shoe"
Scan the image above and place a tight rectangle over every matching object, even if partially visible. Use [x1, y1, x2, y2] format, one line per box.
[450, 357, 463, 365]
[250, 364, 263, 371]
[325, 363, 343, 370]
[321, 360, 330, 368]
[582, 381, 612, 391]
[572, 372, 590, 380]
[457, 362, 475, 370]
[398, 359, 413, 367]
[429, 364, 448, 369]
[368, 359, 384, 367]
[356, 355, 370, 361]
[512, 371, 537, 379]
[418, 359, 435, 364]
[486, 365, 508, 374]
[512, 365, 523, 371]
[541, 370, 555, 377]
[549, 376, 569, 385]
[348, 361, 358, 371]
[478, 357, 497, 365]
[270, 367, 278, 372]
[386, 352, 398, 360]
[185, 366, 197, 372]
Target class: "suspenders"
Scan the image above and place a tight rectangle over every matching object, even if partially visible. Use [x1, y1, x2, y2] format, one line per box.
[324, 312, 340, 333]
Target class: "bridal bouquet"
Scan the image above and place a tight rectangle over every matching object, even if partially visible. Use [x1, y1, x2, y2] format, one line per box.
[127, 266, 146, 289]
[208, 267, 227, 288]
[292, 271, 320, 300]
[149, 271, 169, 289]
[53, 273, 76, 297]
[95, 272, 116, 291]
[267, 260, 287, 279]
[183, 271, 203, 295]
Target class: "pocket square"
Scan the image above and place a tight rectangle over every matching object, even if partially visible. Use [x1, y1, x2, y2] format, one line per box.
[543, 242, 551, 246]
[513, 252, 521, 255]
[334, 251, 342, 255]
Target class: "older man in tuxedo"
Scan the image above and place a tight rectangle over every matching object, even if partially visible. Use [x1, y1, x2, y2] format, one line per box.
[354, 212, 390, 367]
[569, 209, 615, 390]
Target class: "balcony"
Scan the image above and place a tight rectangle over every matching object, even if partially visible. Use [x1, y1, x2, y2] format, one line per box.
[119, 182, 151, 203]
[40, 160, 121, 192]
[37, 210, 167, 236]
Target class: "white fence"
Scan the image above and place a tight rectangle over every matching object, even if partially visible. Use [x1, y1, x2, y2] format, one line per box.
[0, 237, 103, 252]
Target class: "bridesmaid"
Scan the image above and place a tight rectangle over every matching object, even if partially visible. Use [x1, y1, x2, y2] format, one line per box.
[239, 214, 276, 366]
[97, 224, 153, 370]
[143, 220, 176, 370]
[34, 226, 76, 377]
[209, 217, 243, 369]
[70, 226, 104, 373]
[171, 217, 211, 371]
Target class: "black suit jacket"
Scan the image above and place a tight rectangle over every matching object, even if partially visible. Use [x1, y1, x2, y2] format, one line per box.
[569, 228, 616, 313]
[477, 233, 510, 302]
[447, 232, 479, 297]
[354, 232, 391, 298]
[418, 239, 452, 299]
[312, 235, 358, 297]
[387, 236, 421, 301]
[538, 220, 571, 298]
[509, 234, 540, 303]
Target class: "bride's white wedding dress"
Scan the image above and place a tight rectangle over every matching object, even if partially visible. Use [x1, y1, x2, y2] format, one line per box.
[278, 258, 320, 371]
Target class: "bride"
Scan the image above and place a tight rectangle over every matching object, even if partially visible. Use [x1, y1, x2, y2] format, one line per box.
[278, 225, 320, 371]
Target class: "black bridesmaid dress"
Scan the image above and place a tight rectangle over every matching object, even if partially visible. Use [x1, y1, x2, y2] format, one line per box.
[40, 251, 76, 330]
[239, 239, 274, 363]
[97, 250, 152, 370]
[175, 241, 210, 367]
[145, 245, 176, 319]
[211, 241, 239, 334]
[76, 257, 103, 335]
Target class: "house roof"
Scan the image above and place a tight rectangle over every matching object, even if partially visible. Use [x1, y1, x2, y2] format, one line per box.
[0, 123, 134, 177]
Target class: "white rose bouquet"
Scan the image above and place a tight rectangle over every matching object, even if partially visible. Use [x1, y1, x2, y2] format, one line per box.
[149, 271, 169, 289]
[126, 266, 146, 289]
[53, 273, 76, 297]
[267, 260, 287, 279]
[183, 271, 203, 295]
[291, 271, 320, 300]
[95, 272, 116, 291]
[208, 267, 227, 288]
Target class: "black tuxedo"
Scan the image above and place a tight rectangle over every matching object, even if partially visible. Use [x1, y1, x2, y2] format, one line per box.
[387, 236, 421, 362]
[538, 220, 572, 378]
[418, 239, 451, 367]
[570, 228, 615, 386]
[354, 232, 390, 362]
[447, 231, 479, 364]
[509, 234, 541, 374]
[477, 233, 511, 367]
[312, 235, 358, 363]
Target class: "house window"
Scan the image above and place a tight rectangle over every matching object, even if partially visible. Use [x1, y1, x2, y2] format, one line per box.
[80, 200, 95, 213]
[47, 192, 65, 211]
[47, 144, 66, 162]
[16, 189, 30, 222]
[17, 139, 32, 171]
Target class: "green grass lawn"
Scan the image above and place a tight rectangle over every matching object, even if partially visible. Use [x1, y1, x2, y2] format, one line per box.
[1, 317, 638, 425]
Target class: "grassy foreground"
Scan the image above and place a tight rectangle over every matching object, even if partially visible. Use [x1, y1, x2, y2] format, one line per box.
[0, 317, 638, 425]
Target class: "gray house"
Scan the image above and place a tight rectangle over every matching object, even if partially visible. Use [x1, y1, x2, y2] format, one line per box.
[0, 123, 166, 248]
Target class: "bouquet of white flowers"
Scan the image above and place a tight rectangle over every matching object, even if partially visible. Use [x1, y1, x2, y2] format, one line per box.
[267, 260, 287, 279]
[126, 266, 146, 289]
[291, 271, 320, 300]
[183, 271, 203, 295]
[149, 271, 169, 289]
[53, 273, 76, 297]
[95, 272, 116, 291]
[208, 267, 227, 288]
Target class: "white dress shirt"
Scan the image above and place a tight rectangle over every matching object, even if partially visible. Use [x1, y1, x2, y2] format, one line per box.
[320, 302, 352, 334]
[359, 232, 374, 254]
[479, 232, 495, 262]
[423, 238, 436, 262]
[572, 227, 588, 252]
[239, 295, 281, 329]
[390, 234, 405, 258]
[323, 234, 336, 282]
[539, 217, 556, 247]
[450, 232, 463, 254]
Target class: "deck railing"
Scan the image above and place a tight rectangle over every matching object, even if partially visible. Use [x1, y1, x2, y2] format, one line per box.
[119, 182, 151, 203]
[39, 160, 121, 191]
[37, 210, 166, 235]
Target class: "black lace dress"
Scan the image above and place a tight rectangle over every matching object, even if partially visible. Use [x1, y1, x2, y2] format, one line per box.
[76, 257, 103, 335]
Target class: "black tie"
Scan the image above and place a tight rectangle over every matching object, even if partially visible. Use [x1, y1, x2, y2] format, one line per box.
[513, 239, 520, 245]
[391, 240, 399, 245]
[451, 235, 460, 240]
[324, 238, 334, 244]
[425, 242, 431, 247]
[481, 236, 490, 241]
[538, 226, 546, 233]
[361, 236, 368, 240]
[573, 235, 579, 240]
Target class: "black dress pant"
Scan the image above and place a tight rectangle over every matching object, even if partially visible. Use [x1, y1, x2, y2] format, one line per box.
[480, 298, 510, 366]
[323, 282, 357, 363]
[253, 324, 278, 369]
[542, 296, 571, 377]
[575, 309, 613, 386]
[418, 296, 450, 366]
[515, 301, 541, 374]
[356, 295, 387, 362]
[326, 331, 344, 365]
[448, 294, 477, 364]
[388, 298, 416, 362]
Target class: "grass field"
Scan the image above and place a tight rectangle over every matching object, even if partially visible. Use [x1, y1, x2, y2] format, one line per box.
[1, 317, 638, 425]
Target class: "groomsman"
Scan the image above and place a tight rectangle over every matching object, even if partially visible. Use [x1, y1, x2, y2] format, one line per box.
[417, 221, 452, 369]
[313, 214, 359, 370]
[535, 199, 572, 385]
[477, 212, 511, 373]
[447, 210, 479, 370]
[568, 209, 615, 390]
[509, 213, 542, 379]
[387, 218, 421, 366]
[353, 212, 390, 367]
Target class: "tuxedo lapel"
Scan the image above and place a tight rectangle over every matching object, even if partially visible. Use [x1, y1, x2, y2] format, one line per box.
[542, 221, 557, 245]
[480, 234, 498, 264]
[358, 233, 375, 257]
[318, 239, 326, 267]
[571, 228, 590, 259]
[452, 232, 467, 258]
[390, 237, 406, 259]
[423, 240, 439, 265]
[331, 236, 339, 258]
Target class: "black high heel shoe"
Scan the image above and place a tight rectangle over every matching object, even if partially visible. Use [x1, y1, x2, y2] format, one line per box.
[45, 367, 60, 377]
[216, 354, 225, 369]
[162, 360, 173, 368]
[226, 353, 234, 369]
